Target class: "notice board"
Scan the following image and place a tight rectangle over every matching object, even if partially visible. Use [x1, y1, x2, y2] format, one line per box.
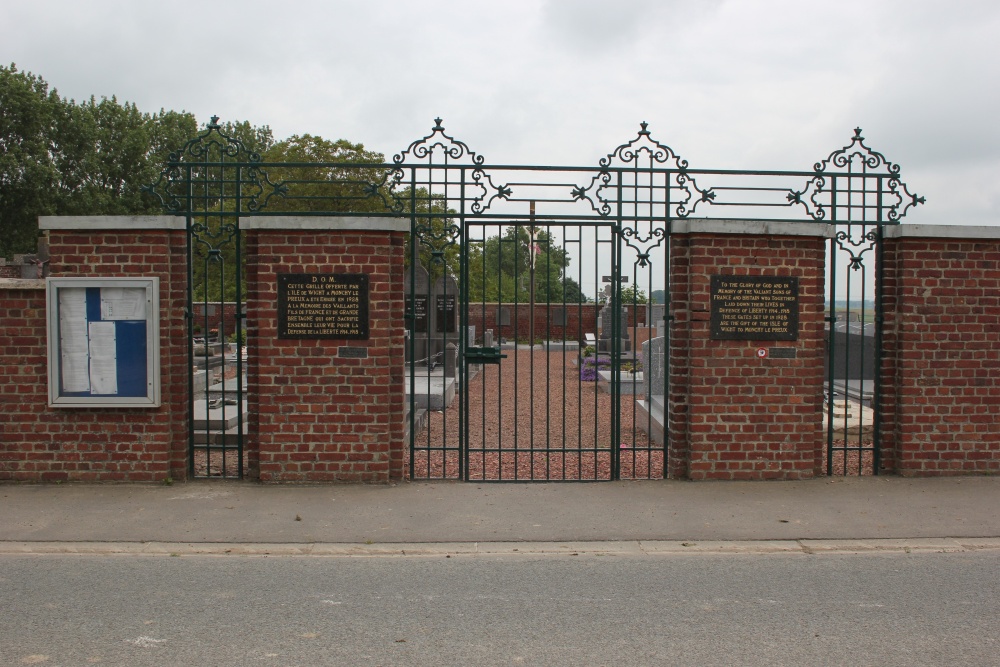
[46, 278, 161, 407]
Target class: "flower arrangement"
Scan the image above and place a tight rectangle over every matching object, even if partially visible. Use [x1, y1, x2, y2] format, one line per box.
[579, 355, 611, 381]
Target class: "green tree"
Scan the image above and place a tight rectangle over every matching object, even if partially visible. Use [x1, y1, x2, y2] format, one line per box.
[468, 226, 588, 303]
[620, 284, 647, 304]
[0, 64, 62, 257]
[0, 64, 199, 257]
[262, 134, 387, 213]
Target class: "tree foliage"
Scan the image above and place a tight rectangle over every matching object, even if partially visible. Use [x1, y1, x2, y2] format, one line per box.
[0, 63, 588, 312]
[620, 284, 647, 304]
[0, 63, 198, 257]
[468, 226, 588, 303]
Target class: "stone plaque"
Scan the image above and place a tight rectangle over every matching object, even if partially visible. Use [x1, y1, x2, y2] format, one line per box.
[277, 273, 369, 339]
[410, 294, 428, 333]
[338, 346, 369, 359]
[436, 294, 456, 333]
[710, 275, 798, 341]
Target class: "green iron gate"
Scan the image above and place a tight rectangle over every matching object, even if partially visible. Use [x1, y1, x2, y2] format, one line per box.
[146, 119, 922, 480]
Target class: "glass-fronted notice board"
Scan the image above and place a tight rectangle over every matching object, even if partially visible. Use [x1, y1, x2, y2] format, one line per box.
[46, 277, 160, 407]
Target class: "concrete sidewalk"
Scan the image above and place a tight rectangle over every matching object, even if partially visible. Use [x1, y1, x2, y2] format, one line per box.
[2, 476, 999, 551]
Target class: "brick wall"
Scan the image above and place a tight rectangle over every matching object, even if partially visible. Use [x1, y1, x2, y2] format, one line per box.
[190, 302, 241, 340]
[246, 222, 406, 482]
[0, 219, 187, 482]
[4, 217, 998, 483]
[464, 303, 656, 344]
[669, 224, 827, 480]
[882, 229, 1000, 475]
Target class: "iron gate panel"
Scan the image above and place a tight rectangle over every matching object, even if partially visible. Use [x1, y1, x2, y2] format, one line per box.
[146, 119, 922, 480]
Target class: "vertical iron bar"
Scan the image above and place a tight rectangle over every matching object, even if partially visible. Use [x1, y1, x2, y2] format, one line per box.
[612, 169, 623, 481]
[459, 169, 468, 481]
[826, 235, 838, 476]
[186, 165, 195, 480]
[235, 164, 244, 479]
[873, 182, 885, 475]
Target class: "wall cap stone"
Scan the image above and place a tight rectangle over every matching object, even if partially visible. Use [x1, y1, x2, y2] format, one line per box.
[0, 278, 45, 290]
[39, 216, 185, 230]
[882, 224, 1000, 240]
[671, 219, 835, 238]
[239, 216, 409, 232]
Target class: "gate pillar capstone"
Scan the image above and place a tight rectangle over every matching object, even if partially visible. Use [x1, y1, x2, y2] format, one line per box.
[244, 217, 407, 482]
[668, 220, 831, 480]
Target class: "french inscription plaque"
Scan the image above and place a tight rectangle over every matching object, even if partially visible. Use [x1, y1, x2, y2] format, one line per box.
[710, 275, 798, 341]
[278, 273, 369, 340]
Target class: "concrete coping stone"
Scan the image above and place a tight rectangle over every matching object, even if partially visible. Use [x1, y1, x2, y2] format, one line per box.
[39, 215, 185, 230]
[0, 278, 45, 290]
[238, 216, 409, 232]
[882, 224, 1000, 240]
[671, 219, 835, 238]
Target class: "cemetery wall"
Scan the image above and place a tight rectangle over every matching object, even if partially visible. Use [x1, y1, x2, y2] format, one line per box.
[245, 218, 407, 482]
[2, 216, 999, 483]
[191, 302, 241, 341]
[668, 221, 828, 480]
[881, 226, 1000, 475]
[465, 303, 652, 345]
[0, 217, 188, 482]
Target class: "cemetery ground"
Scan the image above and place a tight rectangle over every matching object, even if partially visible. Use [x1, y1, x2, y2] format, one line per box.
[411, 338, 874, 480]
[411, 346, 662, 480]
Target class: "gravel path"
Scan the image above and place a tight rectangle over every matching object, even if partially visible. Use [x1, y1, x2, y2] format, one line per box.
[410, 348, 663, 481]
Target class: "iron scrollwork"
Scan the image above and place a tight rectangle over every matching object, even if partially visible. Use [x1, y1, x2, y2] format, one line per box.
[790, 127, 925, 224]
[144, 116, 287, 218]
[575, 122, 713, 257]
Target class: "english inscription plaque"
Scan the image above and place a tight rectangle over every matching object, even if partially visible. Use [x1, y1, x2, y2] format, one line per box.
[278, 273, 369, 340]
[710, 275, 798, 341]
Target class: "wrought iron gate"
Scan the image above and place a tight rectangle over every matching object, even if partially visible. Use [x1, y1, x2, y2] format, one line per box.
[147, 119, 921, 480]
[147, 118, 261, 478]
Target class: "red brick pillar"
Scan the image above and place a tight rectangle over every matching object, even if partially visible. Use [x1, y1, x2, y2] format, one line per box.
[245, 217, 406, 483]
[669, 221, 829, 480]
[881, 225, 1000, 475]
[0, 216, 188, 482]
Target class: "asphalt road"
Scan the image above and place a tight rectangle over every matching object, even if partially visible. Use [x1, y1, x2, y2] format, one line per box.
[3, 550, 997, 666]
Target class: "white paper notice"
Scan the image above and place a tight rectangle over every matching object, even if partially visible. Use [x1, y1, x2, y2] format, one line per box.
[88, 321, 118, 395]
[58, 288, 90, 393]
[100, 287, 146, 320]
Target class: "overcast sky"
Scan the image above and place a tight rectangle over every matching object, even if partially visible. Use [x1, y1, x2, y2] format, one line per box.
[3, 0, 999, 226]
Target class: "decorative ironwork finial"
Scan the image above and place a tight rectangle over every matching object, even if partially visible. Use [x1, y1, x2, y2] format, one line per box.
[209, 115, 220, 129]
[639, 121, 650, 135]
[433, 117, 444, 131]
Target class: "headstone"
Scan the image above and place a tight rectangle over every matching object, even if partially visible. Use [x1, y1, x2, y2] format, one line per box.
[598, 304, 631, 353]
[404, 261, 431, 364]
[828, 322, 876, 380]
[637, 335, 666, 445]
[444, 342, 457, 379]
[642, 336, 666, 399]
[433, 273, 458, 334]
[484, 330, 493, 347]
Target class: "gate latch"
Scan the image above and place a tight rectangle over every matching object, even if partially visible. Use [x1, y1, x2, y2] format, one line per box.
[465, 346, 506, 365]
